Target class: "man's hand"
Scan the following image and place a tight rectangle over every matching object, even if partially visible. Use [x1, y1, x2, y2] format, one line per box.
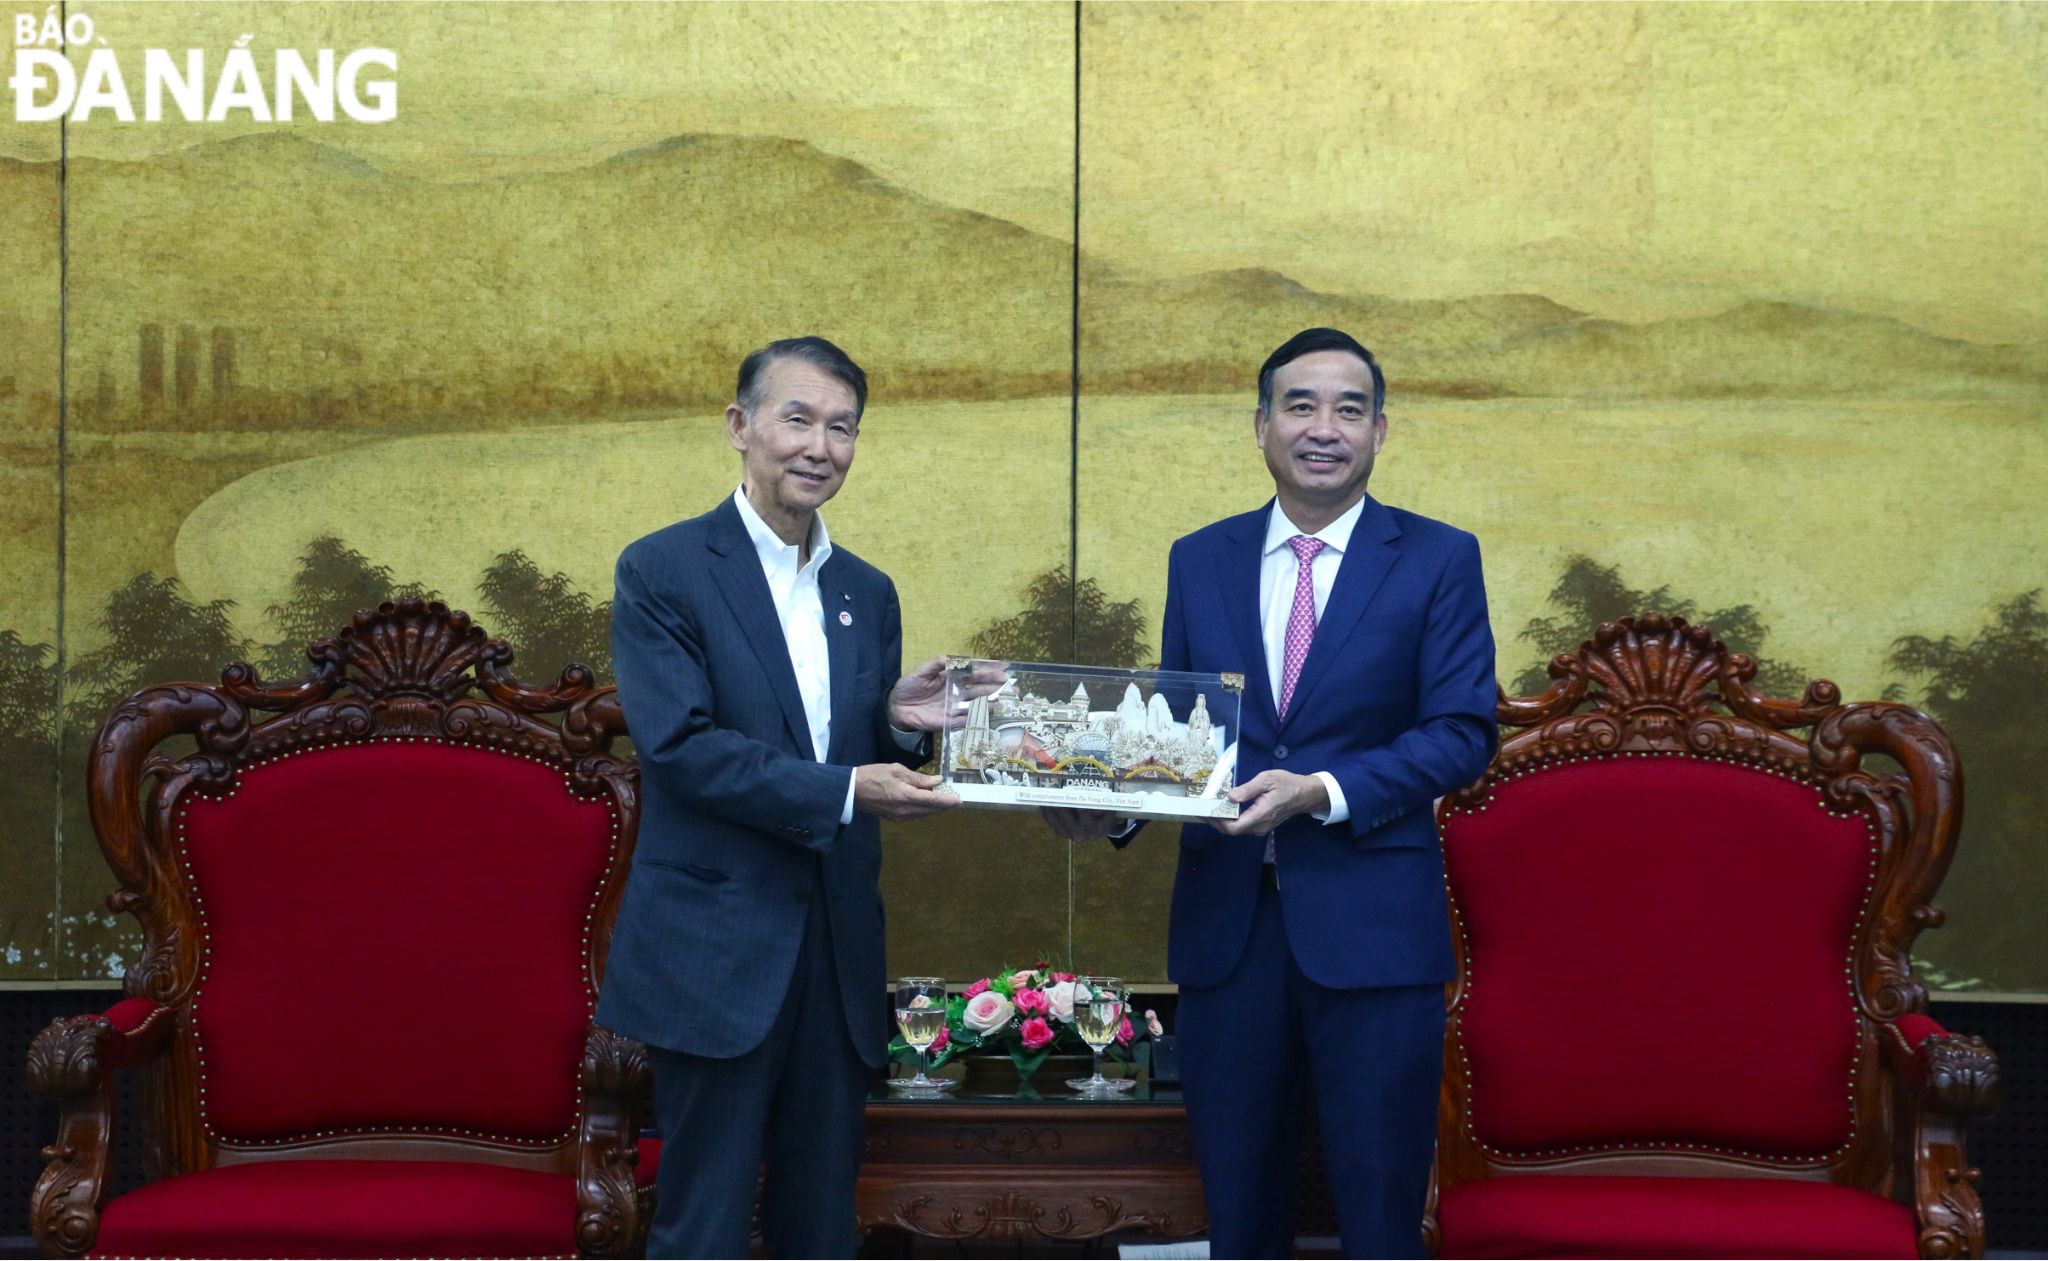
[887, 657, 1009, 732]
[1215, 770, 1329, 837]
[1040, 806, 1130, 842]
[855, 763, 958, 822]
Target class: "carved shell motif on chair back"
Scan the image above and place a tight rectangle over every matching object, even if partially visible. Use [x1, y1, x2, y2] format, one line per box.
[1434, 613, 1962, 1195]
[87, 598, 639, 1178]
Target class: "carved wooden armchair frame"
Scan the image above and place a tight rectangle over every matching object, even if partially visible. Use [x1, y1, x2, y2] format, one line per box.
[26, 599, 651, 1258]
[1426, 614, 2002, 1258]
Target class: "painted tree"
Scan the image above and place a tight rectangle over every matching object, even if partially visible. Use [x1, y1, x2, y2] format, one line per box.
[57, 575, 248, 977]
[0, 630, 59, 973]
[68, 574, 250, 717]
[261, 536, 435, 677]
[1513, 554, 1808, 698]
[970, 567, 1149, 669]
[478, 549, 613, 682]
[1886, 590, 2047, 991]
[0, 629, 57, 740]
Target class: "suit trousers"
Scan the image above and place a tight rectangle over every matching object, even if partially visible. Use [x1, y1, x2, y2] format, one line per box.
[646, 872, 874, 1259]
[1178, 877, 1446, 1259]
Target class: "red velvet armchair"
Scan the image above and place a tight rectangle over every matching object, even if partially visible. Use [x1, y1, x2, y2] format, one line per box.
[1429, 614, 2002, 1259]
[26, 599, 651, 1259]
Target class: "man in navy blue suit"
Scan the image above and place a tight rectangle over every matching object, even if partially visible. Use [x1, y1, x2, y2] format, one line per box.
[596, 338, 989, 1258]
[1049, 328, 1498, 1258]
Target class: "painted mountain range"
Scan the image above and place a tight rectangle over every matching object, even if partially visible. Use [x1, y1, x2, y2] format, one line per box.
[0, 132, 2038, 430]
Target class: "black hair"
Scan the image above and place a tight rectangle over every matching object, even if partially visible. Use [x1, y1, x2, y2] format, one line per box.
[1256, 328, 1385, 417]
[735, 336, 868, 420]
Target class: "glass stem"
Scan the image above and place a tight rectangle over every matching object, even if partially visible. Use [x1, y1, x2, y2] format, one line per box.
[1092, 1046, 1104, 1084]
[916, 1047, 929, 1084]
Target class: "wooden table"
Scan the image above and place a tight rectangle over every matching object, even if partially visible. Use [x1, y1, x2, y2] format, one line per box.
[857, 1076, 1209, 1245]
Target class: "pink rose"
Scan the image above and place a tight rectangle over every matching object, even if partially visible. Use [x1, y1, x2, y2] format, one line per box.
[1116, 1015, 1135, 1046]
[1019, 1016, 1055, 1050]
[963, 978, 990, 999]
[1014, 987, 1049, 1017]
[1052, 971, 1075, 983]
[962, 990, 1015, 1035]
[930, 1025, 950, 1053]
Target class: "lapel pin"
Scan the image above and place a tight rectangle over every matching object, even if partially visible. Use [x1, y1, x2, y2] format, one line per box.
[839, 610, 853, 626]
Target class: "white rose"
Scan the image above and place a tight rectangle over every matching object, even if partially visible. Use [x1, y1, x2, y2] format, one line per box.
[962, 990, 1015, 1035]
[1046, 980, 1077, 1021]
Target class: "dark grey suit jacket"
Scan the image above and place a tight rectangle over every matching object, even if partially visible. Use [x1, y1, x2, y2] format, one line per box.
[595, 497, 925, 1066]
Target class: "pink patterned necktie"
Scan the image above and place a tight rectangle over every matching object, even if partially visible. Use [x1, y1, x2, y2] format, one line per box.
[1267, 535, 1325, 866]
[1278, 535, 1326, 718]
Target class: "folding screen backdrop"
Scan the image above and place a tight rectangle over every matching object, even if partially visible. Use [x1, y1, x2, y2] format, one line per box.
[2, 2, 2041, 992]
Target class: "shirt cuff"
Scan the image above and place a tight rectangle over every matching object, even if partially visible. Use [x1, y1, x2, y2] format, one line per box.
[1310, 771, 1349, 825]
[1108, 817, 1141, 840]
[889, 724, 926, 752]
[841, 769, 857, 826]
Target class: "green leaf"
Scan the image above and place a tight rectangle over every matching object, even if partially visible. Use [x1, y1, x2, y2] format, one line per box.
[1008, 1043, 1051, 1080]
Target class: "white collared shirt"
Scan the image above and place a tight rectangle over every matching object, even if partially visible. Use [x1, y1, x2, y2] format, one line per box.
[1256, 497, 1362, 827]
[732, 486, 857, 824]
[734, 486, 835, 761]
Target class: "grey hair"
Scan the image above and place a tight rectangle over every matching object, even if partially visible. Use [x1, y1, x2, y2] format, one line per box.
[735, 336, 868, 420]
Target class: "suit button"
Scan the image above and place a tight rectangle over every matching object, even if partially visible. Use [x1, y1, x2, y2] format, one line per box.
[1273, 744, 1289, 761]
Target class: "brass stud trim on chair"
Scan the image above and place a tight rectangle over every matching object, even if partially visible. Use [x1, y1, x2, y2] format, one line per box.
[176, 734, 626, 1151]
[1441, 743, 1884, 1168]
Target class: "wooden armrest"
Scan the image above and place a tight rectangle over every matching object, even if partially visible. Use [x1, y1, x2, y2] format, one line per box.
[1923, 1034, 2002, 1120]
[576, 1025, 653, 1258]
[28, 999, 175, 1096]
[25, 1000, 175, 1258]
[1882, 1016, 2000, 1257]
[1881, 1015, 2002, 1118]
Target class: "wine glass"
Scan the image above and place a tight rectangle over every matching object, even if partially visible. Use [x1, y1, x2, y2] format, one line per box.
[889, 976, 956, 1093]
[1067, 975, 1136, 1094]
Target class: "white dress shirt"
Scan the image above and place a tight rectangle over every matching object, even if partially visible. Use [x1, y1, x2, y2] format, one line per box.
[732, 487, 858, 825]
[1258, 497, 1361, 827]
[732, 487, 923, 827]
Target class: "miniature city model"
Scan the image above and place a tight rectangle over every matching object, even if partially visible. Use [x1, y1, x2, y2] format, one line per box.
[943, 670, 1241, 820]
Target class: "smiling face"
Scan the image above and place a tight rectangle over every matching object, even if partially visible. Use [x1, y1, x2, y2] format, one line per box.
[726, 355, 861, 545]
[1254, 348, 1387, 532]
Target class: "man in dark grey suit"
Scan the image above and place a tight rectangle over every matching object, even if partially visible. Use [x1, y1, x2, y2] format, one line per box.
[597, 337, 976, 1258]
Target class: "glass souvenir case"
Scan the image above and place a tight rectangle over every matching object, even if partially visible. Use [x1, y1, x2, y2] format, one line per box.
[938, 658, 1243, 821]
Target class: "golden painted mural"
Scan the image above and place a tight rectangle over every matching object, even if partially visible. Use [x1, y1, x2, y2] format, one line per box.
[0, 2, 2041, 991]
[1073, 2, 2047, 989]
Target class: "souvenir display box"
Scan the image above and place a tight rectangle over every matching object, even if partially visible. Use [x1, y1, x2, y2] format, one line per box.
[939, 659, 1242, 821]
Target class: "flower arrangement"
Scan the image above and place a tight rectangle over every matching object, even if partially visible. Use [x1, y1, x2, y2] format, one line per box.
[888, 961, 1138, 1081]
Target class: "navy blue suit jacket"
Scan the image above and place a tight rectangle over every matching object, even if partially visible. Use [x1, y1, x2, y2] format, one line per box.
[595, 497, 924, 1067]
[1138, 496, 1498, 991]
